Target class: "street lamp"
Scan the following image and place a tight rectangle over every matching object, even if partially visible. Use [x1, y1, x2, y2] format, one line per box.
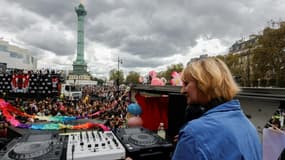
[117, 56, 123, 89]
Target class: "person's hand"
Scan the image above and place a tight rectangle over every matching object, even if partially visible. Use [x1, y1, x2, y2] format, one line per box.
[125, 157, 133, 160]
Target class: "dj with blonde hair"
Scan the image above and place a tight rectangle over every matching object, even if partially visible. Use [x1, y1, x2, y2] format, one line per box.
[172, 57, 261, 160]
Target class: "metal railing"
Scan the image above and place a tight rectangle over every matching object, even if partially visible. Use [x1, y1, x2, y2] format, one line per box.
[238, 87, 285, 101]
[132, 84, 285, 101]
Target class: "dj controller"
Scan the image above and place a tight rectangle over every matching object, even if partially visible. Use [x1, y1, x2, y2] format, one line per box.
[0, 127, 173, 160]
[65, 130, 125, 160]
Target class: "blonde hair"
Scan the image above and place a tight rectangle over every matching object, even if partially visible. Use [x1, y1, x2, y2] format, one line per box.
[182, 57, 240, 101]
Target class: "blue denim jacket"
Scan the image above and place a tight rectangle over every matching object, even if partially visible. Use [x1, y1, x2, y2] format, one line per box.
[172, 99, 262, 160]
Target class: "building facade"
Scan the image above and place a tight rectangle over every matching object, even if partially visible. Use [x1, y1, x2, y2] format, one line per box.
[0, 39, 37, 71]
[228, 35, 259, 86]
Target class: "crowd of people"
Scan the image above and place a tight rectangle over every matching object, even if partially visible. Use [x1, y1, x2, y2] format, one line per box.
[0, 85, 139, 132]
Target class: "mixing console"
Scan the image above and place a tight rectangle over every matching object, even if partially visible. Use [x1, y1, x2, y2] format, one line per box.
[65, 130, 125, 160]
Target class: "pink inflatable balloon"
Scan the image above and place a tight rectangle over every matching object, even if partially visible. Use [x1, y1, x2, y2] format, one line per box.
[127, 116, 143, 127]
[151, 77, 165, 86]
[171, 71, 182, 86]
[149, 70, 157, 78]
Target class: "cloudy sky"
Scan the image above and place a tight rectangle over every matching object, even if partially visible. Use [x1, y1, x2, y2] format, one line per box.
[0, 0, 284, 78]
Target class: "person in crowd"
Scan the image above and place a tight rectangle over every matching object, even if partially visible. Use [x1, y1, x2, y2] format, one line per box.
[172, 57, 262, 160]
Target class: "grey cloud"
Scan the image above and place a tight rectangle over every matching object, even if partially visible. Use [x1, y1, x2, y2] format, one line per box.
[118, 53, 167, 68]
[84, 0, 261, 59]
[0, 1, 39, 32]
[122, 58, 165, 68]
[9, 0, 265, 57]
[1, 0, 284, 76]
[12, 0, 77, 21]
[6, 0, 282, 54]
[17, 25, 75, 56]
[120, 36, 176, 58]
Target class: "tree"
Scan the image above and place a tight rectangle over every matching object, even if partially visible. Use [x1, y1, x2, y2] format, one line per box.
[109, 69, 124, 85]
[224, 54, 240, 76]
[91, 77, 105, 85]
[252, 24, 285, 86]
[251, 44, 269, 85]
[218, 54, 243, 84]
[158, 63, 184, 82]
[125, 71, 140, 84]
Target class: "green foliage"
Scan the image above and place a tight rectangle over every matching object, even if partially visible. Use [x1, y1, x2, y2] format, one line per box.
[224, 53, 240, 76]
[158, 63, 184, 81]
[251, 25, 285, 86]
[125, 71, 140, 84]
[91, 77, 105, 85]
[109, 69, 124, 85]
[216, 23, 285, 87]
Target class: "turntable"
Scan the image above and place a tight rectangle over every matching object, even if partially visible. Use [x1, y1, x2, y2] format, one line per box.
[8, 141, 52, 159]
[114, 127, 173, 160]
[0, 133, 67, 160]
[128, 133, 157, 146]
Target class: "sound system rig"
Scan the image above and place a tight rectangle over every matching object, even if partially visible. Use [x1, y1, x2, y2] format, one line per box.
[0, 127, 174, 160]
